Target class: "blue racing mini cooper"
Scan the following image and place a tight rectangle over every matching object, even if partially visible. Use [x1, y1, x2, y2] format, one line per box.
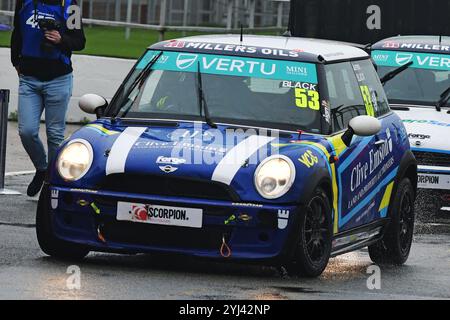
[37, 35, 418, 277]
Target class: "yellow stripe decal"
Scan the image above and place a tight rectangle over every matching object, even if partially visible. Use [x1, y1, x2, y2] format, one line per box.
[327, 134, 347, 157]
[87, 124, 120, 136]
[379, 181, 394, 211]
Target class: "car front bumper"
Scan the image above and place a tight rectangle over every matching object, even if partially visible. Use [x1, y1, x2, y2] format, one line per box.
[417, 165, 450, 191]
[48, 186, 300, 260]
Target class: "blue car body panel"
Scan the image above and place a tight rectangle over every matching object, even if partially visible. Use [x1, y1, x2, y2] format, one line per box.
[47, 111, 409, 259]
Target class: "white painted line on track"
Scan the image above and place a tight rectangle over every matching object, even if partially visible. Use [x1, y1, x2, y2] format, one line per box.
[5, 171, 35, 177]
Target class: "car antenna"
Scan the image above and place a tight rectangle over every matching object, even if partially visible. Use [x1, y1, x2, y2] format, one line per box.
[240, 23, 243, 44]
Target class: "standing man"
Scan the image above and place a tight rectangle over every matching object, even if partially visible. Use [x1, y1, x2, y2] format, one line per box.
[11, 0, 85, 196]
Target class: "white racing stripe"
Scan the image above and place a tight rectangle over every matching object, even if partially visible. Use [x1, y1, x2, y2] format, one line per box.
[106, 127, 147, 175]
[212, 135, 275, 185]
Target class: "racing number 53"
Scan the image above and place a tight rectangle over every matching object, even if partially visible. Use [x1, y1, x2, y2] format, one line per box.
[360, 85, 375, 117]
[295, 88, 320, 110]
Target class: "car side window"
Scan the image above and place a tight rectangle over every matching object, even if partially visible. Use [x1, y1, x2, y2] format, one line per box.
[351, 60, 390, 117]
[323, 62, 367, 133]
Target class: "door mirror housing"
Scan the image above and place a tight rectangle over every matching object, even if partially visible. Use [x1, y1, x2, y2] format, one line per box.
[79, 94, 108, 118]
[341, 115, 381, 146]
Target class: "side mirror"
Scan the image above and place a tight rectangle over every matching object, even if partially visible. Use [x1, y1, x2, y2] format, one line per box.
[79, 94, 108, 118]
[341, 115, 381, 146]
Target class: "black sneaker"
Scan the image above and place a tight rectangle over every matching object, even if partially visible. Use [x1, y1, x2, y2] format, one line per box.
[27, 170, 46, 197]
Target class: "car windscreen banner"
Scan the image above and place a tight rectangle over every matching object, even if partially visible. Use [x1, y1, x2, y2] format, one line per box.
[372, 50, 450, 71]
[137, 50, 318, 84]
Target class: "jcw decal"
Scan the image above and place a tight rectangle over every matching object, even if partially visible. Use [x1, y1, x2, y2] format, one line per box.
[51, 190, 59, 209]
[278, 210, 289, 230]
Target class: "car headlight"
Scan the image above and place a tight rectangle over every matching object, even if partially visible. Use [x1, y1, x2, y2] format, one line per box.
[57, 139, 93, 181]
[254, 155, 295, 199]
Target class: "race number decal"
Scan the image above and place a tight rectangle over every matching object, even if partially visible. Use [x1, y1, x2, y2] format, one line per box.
[360, 85, 375, 116]
[295, 88, 320, 110]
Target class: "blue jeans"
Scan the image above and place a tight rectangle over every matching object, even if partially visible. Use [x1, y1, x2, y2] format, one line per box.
[18, 73, 73, 171]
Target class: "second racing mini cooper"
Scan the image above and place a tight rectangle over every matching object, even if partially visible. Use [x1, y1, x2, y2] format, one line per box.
[37, 35, 417, 277]
[372, 36, 450, 217]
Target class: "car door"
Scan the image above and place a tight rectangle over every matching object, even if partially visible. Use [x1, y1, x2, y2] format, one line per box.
[322, 60, 389, 233]
[350, 60, 401, 227]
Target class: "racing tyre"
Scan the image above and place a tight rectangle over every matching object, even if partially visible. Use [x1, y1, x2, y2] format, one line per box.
[286, 187, 332, 278]
[36, 184, 90, 261]
[368, 178, 415, 265]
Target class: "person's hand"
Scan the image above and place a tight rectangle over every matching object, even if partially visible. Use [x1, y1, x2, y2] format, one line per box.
[44, 30, 62, 44]
[15, 66, 23, 76]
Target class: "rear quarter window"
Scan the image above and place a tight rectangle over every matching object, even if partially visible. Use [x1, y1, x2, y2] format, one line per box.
[351, 60, 390, 117]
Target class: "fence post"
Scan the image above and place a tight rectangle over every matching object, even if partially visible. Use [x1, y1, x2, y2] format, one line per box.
[226, 0, 233, 30]
[249, 0, 255, 29]
[115, 0, 121, 21]
[276, 0, 284, 28]
[125, 0, 132, 40]
[182, 0, 189, 37]
[158, 0, 166, 41]
[0, 89, 21, 196]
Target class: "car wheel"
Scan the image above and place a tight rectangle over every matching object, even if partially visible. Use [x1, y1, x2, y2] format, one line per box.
[36, 185, 90, 261]
[286, 187, 332, 278]
[368, 177, 415, 265]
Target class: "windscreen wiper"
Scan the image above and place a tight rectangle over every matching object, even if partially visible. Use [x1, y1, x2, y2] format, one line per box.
[196, 61, 217, 128]
[114, 51, 163, 119]
[436, 86, 450, 112]
[379, 61, 413, 85]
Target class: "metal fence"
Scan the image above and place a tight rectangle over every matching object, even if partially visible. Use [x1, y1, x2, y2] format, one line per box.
[0, 0, 289, 40]
[0, 89, 20, 195]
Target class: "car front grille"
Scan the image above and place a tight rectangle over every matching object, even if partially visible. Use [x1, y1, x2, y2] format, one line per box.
[102, 217, 231, 250]
[413, 151, 450, 167]
[99, 174, 240, 201]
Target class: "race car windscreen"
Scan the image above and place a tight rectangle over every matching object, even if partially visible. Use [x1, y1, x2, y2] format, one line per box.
[372, 50, 450, 107]
[111, 50, 322, 132]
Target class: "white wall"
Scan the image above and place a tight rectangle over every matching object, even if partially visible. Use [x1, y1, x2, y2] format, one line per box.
[0, 48, 136, 122]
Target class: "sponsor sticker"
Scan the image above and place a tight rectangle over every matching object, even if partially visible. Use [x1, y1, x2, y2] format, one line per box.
[372, 50, 450, 71]
[418, 173, 450, 190]
[117, 201, 203, 228]
[382, 41, 450, 53]
[137, 50, 318, 83]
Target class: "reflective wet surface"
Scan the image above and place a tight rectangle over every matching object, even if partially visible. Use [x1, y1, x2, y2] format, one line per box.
[1, 174, 449, 300]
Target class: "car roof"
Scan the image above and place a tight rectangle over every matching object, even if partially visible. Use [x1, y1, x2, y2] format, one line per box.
[372, 35, 450, 54]
[149, 34, 369, 63]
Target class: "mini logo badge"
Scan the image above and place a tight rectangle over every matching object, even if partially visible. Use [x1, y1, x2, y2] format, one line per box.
[176, 53, 198, 69]
[159, 165, 178, 173]
[395, 53, 413, 66]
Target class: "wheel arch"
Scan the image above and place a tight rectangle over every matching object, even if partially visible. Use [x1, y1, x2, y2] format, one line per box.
[298, 167, 333, 206]
[395, 150, 418, 195]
